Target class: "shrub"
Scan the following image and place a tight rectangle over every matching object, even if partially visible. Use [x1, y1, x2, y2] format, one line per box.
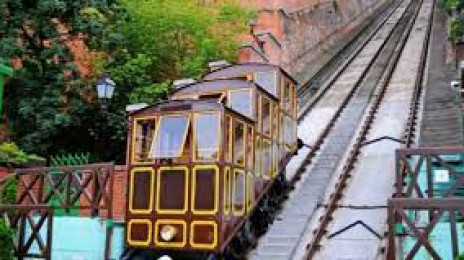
[0, 219, 14, 260]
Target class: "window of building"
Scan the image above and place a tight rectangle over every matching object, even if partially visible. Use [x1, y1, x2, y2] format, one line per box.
[194, 113, 220, 161]
[150, 115, 190, 158]
[228, 89, 252, 118]
[132, 118, 157, 162]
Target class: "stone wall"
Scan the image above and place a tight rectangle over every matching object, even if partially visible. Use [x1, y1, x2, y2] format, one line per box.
[238, 0, 390, 83]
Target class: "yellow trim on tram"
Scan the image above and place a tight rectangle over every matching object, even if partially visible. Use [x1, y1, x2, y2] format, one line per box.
[191, 165, 219, 215]
[156, 166, 189, 215]
[128, 167, 155, 214]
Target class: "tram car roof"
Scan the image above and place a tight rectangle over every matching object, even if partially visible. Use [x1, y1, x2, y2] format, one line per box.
[128, 98, 255, 124]
[202, 62, 297, 85]
[171, 78, 279, 103]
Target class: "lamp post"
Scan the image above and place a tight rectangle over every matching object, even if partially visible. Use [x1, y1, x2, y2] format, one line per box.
[96, 73, 116, 117]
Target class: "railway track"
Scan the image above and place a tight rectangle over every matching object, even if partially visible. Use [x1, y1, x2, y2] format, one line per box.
[303, 0, 434, 258]
[250, 0, 434, 259]
[296, 0, 395, 105]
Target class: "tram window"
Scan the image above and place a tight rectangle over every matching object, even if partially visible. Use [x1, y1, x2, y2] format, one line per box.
[255, 137, 261, 177]
[225, 116, 233, 163]
[284, 115, 295, 148]
[199, 93, 223, 102]
[261, 139, 272, 179]
[262, 97, 272, 137]
[255, 71, 277, 96]
[194, 113, 220, 161]
[224, 167, 231, 214]
[246, 126, 254, 170]
[273, 143, 279, 177]
[228, 89, 252, 118]
[257, 93, 262, 131]
[233, 120, 246, 166]
[157, 167, 188, 213]
[129, 169, 154, 213]
[233, 169, 246, 215]
[285, 82, 292, 112]
[150, 115, 190, 158]
[132, 118, 157, 162]
[247, 173, 254, 212]
[192, 166, 218, 214]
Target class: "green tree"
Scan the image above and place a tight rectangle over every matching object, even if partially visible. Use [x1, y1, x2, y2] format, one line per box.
[0, 0, 118, 159]
[101, 0, 253, 104]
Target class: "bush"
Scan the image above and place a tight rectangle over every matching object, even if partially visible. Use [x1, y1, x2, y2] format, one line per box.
[1, 178, 17, 205]
[0, 142, 45, 168]
[0, 219, 14, 260]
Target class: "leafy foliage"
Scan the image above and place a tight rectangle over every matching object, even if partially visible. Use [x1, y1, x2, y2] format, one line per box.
[101, 0, 254, 103]
[0, 219, 14, 260]
[0, 0, 112, 158]
[1, 177, 17, 205]
[0, 142, 44, 168]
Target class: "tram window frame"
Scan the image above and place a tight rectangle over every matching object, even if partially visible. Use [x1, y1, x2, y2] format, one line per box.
[131, 116, 157, 163]
[149, 114, 191, 159]
[193, 112, 221, 162]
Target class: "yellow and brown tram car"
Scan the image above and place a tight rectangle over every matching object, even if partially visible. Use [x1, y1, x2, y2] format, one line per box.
[125, 63, 298, 258]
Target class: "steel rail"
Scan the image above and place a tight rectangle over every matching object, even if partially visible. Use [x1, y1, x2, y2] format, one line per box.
[303, 0, 430, 257]
[297, 0, 403, 122]
[289, 0, 412, 188]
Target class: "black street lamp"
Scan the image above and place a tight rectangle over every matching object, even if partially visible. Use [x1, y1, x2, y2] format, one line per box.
[96, 73, 116, 117]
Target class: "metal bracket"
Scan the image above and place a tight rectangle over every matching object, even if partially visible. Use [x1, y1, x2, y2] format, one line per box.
[327, 220, 382, 239]
[361, 136, 405, 147]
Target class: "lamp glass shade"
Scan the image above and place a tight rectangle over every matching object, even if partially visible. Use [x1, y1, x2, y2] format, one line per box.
[105, 84, 115, 99]
[97, 83, 107, 99]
